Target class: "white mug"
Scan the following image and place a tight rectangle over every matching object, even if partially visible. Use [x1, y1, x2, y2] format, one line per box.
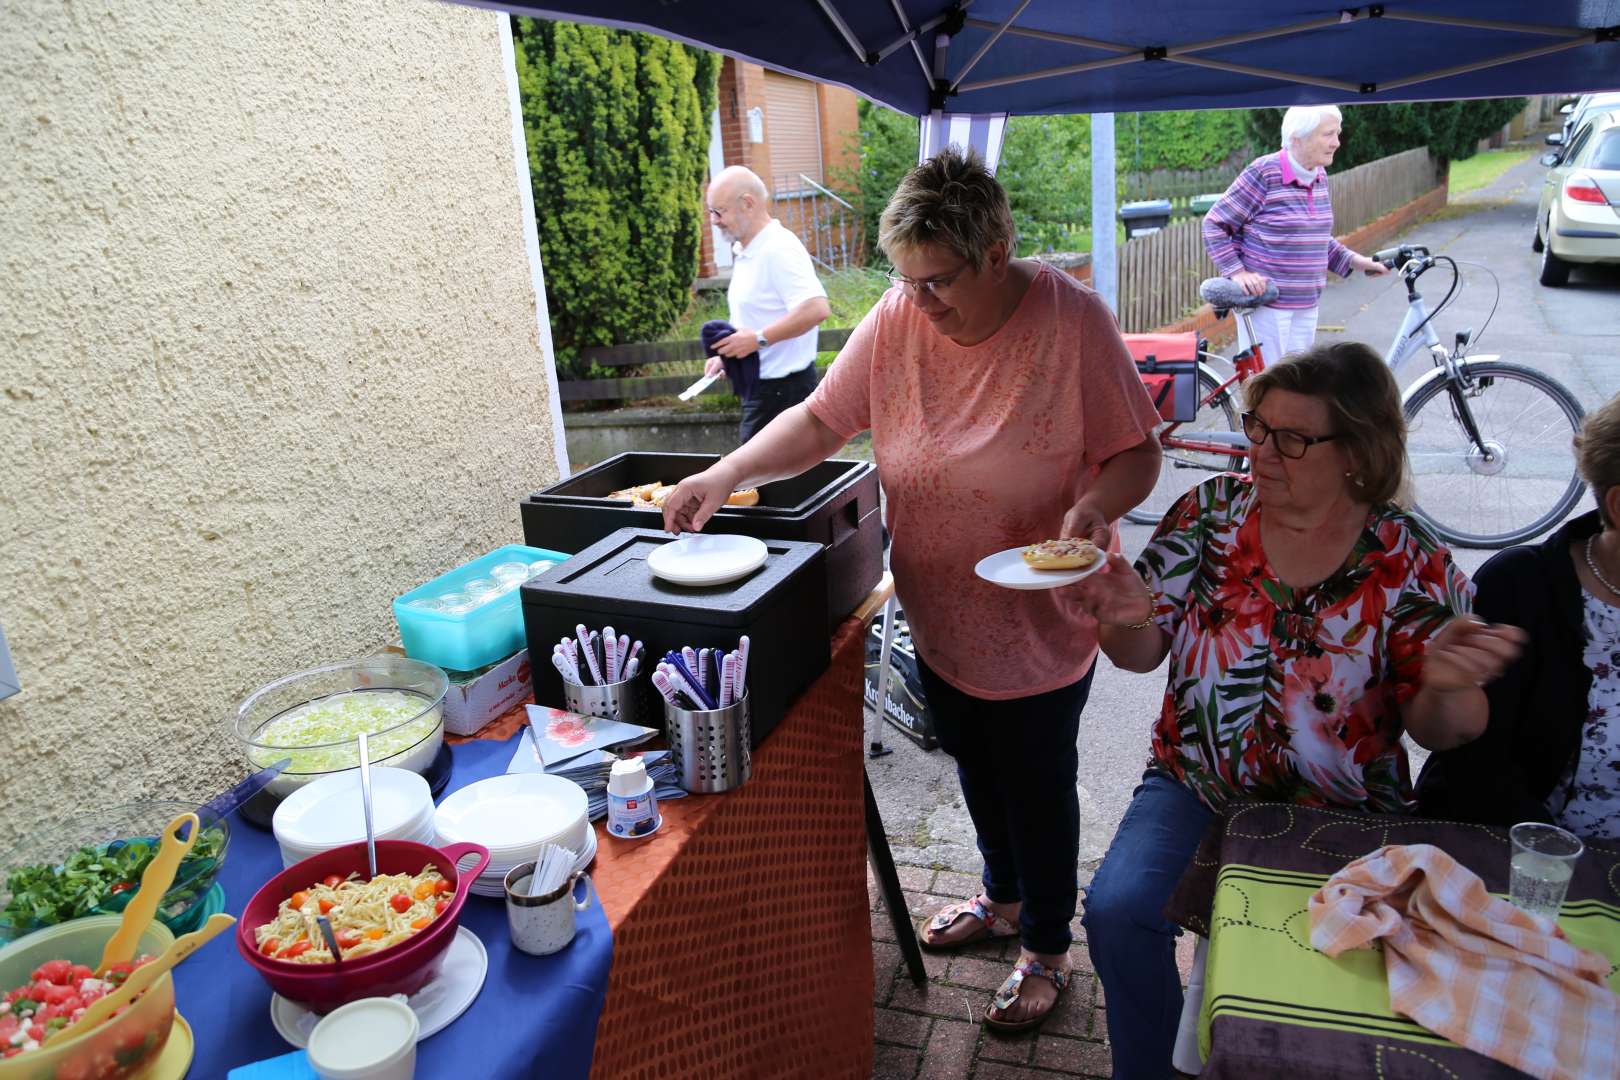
[504, 865, 594, 956]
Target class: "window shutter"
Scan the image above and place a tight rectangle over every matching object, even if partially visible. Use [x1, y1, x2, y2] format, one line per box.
[763, 73, 822, 190]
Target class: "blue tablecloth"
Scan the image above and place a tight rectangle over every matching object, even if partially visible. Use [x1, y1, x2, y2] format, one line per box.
[176, 734, 612, 1079]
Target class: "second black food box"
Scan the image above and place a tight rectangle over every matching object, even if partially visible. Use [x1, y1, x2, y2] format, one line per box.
[521, 527, 830, 748]
[521, 452, 880, 632]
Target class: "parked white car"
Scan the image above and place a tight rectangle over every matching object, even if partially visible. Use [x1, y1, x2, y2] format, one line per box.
[1534, 109, 1620, 286]
[1551, 92, 1620, 150]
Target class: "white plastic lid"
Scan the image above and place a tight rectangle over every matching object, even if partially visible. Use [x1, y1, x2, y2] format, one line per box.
[606, 757, 651, 797]
[307, 996, 418, 1076]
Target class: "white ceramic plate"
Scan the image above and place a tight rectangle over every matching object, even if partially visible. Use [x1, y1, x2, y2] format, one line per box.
[646, 534, 768, 587]
[974, 545, 1107, 591]
[274, 768, 433, 850]
[434, 774, 588, 854]
[270, 926, 488, 1047]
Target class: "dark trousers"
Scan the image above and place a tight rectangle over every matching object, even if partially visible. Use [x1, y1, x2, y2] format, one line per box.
[738, 364, 818, 444]
[915, 656, 1097, 955]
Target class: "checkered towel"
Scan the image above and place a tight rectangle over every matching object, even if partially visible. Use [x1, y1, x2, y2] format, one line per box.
[1309, 843, 1619, 1080]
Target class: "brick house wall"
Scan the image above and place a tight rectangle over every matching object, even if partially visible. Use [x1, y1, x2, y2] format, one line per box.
[699, 58, 862, 279]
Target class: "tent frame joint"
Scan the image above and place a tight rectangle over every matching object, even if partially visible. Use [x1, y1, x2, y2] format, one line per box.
[1359, 81, 1377, 93]
[1597, 26, 1618, 43]
[1143, 45, 1167, 61]
[929, 81, 954, 111]
[940, 5, 967, 37]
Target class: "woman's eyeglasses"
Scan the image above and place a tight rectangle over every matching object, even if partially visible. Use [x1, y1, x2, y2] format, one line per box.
[885, 261, 970, 298]
[1241, 412, 1341, 459]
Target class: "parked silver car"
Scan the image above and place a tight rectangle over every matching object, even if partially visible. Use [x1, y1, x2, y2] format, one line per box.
[1550, 92, 1620, 150]
[1534, 110, 1620, 286]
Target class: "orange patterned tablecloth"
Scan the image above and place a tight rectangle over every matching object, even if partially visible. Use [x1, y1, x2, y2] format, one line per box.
[451, 617, 873, 1079]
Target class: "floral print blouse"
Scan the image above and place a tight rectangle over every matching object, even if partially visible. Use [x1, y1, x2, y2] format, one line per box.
[1136, 475, 1473, 814]
[1547, 592, 1620, 841]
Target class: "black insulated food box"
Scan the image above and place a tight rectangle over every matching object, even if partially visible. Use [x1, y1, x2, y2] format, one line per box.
[520, 528, 829, 749]
[521, 453, 880, 632]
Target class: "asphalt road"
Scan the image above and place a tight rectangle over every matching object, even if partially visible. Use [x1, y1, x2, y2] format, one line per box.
[868, 150, 1620, 871]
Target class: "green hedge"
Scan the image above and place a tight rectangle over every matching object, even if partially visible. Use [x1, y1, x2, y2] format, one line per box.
[512, 19, 720, 376]
[1243, 99, 1528, 170]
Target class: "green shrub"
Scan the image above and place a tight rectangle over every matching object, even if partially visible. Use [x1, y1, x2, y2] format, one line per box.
[1242, 99, 1528, 169]
[512, 19, 720, 376]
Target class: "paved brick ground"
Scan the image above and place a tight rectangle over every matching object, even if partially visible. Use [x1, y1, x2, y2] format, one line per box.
[867, 862, 1195, 1078]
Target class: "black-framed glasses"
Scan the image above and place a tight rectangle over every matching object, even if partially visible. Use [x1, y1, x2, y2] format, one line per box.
[885, 261, 970, 297]
[1241, 412, 1341, 459]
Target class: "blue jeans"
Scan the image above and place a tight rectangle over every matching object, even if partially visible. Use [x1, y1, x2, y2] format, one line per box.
[916, 657, 1096, 955]
[1081, 769, 1216, 1080]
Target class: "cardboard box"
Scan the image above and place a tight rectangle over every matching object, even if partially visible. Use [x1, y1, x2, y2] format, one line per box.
[862, 610, 938, 750]
[442, 648, 533, 736]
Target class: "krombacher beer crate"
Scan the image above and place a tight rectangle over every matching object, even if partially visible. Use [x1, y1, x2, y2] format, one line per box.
[862, 609, 938, 751]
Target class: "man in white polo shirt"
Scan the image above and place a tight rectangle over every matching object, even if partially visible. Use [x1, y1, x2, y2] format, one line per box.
[704, 166, 832, 443]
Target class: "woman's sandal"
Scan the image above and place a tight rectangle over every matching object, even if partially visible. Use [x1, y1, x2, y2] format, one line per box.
[919, 897, 1019, 952]
[983, 958, 1072, 1034]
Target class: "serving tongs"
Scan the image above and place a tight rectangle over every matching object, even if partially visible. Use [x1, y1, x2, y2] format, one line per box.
[95, 812, 199, 977]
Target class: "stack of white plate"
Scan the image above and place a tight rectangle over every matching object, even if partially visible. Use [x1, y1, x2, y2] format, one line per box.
[433, 774, 593, 898]
[273, 768, 436, 869]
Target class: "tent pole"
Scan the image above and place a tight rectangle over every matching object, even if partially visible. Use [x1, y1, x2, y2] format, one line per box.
[1166, 55, 1360, 93]
[960, 52, 1138, 95]
[812, 0, 871, 63]
[1376, 35, 1603, 93]
[1091, 113, 1117, 315]
[949, 0, 1032, 94]
[880, 0, 941, 89]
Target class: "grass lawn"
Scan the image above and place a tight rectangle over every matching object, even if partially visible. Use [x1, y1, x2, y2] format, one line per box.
[1448, 150, 1531, 198]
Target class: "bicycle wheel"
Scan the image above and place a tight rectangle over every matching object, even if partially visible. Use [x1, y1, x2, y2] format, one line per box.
[1125, 368, 1245, 527]
[1403, 360, 1586, 549]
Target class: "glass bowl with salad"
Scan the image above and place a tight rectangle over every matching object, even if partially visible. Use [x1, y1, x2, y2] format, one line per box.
[0, 802, 229, 945]
[232, 656, 448, 799]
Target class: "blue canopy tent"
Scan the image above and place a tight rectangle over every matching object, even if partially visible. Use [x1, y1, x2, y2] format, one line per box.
[466, 1, 1618, 116]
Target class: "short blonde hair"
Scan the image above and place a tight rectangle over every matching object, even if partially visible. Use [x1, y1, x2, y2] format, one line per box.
[1245, 341, 1408, 506]
[878, 146, 1016, 271]
[1575, 393, 1620, 527]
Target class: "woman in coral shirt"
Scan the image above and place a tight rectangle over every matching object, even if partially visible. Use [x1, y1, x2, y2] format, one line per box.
[664, 147, 1163, 1032]
[1068, 342, 1523, 1078]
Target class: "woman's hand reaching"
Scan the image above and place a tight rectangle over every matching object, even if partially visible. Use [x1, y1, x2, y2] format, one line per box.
[1420, 615, 1526, 693]
[1067, 553, 1155, 629]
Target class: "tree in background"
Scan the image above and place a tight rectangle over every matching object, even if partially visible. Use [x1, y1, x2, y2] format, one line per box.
[512, 19, 719, 374]
[840, 105, 1254, 258]
[1243, 99, 1527, 170]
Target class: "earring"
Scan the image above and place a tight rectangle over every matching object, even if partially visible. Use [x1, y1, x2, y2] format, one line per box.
[1344, 471, 1365, 488]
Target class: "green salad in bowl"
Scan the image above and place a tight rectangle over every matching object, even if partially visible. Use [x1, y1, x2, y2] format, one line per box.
[0, 801, 229, 943]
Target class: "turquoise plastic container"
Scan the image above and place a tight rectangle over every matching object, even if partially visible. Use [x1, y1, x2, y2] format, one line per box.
[394, 544, 570, 672]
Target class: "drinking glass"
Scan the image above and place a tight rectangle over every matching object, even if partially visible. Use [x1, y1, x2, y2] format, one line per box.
[1508, 822, 1583, 922]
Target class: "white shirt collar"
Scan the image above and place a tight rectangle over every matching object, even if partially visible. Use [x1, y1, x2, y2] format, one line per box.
[732, 218, 781, 259]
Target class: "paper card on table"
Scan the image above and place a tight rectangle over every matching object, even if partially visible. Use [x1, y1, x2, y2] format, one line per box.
[521, 705, 657, 768]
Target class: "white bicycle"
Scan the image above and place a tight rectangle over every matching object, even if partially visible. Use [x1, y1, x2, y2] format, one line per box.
[1125, 244, 1587, 549]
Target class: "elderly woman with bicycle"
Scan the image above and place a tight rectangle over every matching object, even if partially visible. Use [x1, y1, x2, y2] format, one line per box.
[1419, 392, 1620, 842]
[1068, 341, 1524, 1079]
[662, 147, 1164, 1033]
[1203, 105, 1388, 367]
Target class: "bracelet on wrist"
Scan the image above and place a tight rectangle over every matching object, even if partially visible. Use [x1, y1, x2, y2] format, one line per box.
[1117, 575, 1157, 631]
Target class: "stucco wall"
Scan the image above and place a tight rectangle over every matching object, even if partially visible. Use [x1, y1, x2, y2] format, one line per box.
[0, 1, 560, 846]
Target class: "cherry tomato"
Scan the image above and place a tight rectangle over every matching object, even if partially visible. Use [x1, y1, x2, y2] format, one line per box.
[318, 898, 336, 914]
[279, 941, 312, 959]
[435, 879, 453, 895]
[434, 899, 449, 915]
[322, 874, 345, 888]
[260, 938, 281, 956]
[108, 881, 135, 895]
[335, 931, 361, 950]
[389, 893, 411, 914]
[289, 891, 310, 911]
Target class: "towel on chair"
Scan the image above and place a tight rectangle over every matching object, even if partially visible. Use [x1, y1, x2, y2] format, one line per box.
[1309, 843, 1618, 1080]
[701, 319, 759, 401]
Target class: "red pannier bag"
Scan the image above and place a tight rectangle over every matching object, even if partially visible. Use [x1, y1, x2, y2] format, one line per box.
[1122, 332, 1201, 423]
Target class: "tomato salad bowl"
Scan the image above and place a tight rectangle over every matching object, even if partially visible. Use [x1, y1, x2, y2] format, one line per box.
[237, 840, 489, 1013]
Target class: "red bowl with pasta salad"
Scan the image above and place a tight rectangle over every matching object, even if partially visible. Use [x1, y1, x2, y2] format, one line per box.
[236, 839, 489, 1013]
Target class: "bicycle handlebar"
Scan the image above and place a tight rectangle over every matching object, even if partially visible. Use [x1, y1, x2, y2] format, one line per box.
[1374, 243, 1432, 272]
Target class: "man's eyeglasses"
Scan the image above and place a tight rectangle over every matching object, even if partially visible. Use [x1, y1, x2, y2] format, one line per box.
[1241, 412, 1341, 459]
[885, 261, 970, 298]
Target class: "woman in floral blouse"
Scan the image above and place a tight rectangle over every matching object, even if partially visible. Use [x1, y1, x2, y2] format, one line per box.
[1069, 342, 1524, 1079]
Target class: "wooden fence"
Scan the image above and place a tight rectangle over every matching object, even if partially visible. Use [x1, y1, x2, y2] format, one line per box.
[1116, 147, 1442, 332]
[561, 328, 853, 403]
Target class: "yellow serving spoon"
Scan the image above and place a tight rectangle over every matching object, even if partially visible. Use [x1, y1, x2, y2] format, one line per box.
[60, 913, 235, 1044]
[95, 812, 200, 977]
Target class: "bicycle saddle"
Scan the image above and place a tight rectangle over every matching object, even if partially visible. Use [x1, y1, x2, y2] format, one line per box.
[1200, 276, 1279, 313]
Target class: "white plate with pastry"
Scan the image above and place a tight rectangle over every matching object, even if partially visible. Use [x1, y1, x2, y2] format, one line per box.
[975, 539, 1106, 590]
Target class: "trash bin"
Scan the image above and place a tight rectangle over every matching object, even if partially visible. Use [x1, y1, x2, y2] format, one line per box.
[1120, 199, 1173, 239]
[1190, 193, 1223, 216]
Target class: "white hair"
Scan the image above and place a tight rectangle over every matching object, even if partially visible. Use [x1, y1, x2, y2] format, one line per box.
[1280, 105, 1342, 147]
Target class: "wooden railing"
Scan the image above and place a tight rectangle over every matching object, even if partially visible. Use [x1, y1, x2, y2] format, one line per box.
[561, 328, 853, 404]
[1116, 147, 1444, 333]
